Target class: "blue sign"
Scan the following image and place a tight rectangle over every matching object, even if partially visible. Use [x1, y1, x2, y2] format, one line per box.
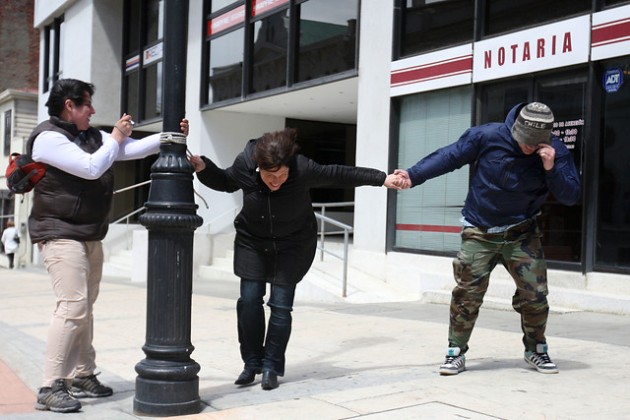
[603, 68, 623, 93]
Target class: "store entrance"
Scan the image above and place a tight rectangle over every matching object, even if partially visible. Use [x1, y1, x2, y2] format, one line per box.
[286, 118, 357, 225]
[597, 58, 630, 271]
[480, 70, 586, 265]
[286, 118, 357, 203]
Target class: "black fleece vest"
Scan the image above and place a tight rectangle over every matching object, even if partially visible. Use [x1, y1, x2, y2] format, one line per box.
[27, 117, 115, 243]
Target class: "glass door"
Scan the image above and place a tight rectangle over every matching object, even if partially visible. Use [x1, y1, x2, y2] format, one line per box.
[479, 69, 586, 264]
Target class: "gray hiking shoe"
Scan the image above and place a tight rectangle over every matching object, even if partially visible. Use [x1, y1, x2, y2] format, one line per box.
[71, 373, 113, 398]
[524, 343, 559, 374]
[35, 378, 82, 413]
[439, 346, 466, 375]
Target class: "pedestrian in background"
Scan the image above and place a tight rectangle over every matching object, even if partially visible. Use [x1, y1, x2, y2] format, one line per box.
[190, 127, 403, 390]
[28, 78, 189, 413]
[395, 102, 581, 376]
[1, 220, 19, 269]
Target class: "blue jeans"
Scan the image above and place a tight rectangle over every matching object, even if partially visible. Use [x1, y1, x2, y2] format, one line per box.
[237, 279, 296, 376]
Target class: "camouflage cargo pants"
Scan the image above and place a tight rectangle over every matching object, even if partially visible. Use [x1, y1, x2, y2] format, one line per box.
[449, 221, 549, 353]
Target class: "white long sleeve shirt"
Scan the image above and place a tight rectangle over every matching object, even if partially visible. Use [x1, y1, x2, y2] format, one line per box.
[31, 130, 161, 179]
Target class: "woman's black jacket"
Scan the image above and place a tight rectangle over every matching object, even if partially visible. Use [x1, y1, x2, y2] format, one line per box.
[196, 139, 386, 286]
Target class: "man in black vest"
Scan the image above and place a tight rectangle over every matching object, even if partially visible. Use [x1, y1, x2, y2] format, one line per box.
[29, 79, 188, 413]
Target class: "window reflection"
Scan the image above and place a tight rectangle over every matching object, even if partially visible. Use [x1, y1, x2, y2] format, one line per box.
[209, 28, 244, 102]
[203, 0, 360, 104]
[146, 0, 164, 44]
[251, 11, 288, 93]
[212, 0, 238, 13]
[485, 0, 590, 36]
[144, 63, 163, 120]
[126, 71, 139, 122]
[297, 0, 357, 83]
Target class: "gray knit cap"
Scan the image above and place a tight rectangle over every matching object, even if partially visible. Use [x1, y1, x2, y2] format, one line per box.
[511, 102, 554, 146]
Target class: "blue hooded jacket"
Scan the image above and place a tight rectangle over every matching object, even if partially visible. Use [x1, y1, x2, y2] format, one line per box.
[406, 103, 581, 229]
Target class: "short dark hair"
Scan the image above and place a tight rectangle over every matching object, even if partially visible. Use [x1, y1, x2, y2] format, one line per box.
[254, 128, 299, 170]
[45, 79, 95, 117]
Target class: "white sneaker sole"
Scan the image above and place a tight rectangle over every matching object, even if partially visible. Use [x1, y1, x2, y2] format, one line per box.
[439, 366, 465, 375]
[525, 357, 559, 374]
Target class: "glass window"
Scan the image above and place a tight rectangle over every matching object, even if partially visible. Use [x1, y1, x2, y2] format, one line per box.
[1, 191, 14, 233]
[146, 0, 164, 44]
[126, 0, 141, 53]
[597, 60, 630, 270]
[251, 10, 288, 93]
[143, 62, 163, 120]
[484, 0, 591, 37]
[480, 79, 530, 124]
[399, 0, 474, 58]
[296, 0, 358, 83]
[603, 0, 630, 7]
[125, 71, 140, 122]
[3, 110, 11, 157]
[394, 85, 473, 252]
[43, 16, 64, 93]
[537, 75, 585, 263]
[209, 28, 244, 102]
[213, 0, 239, 12]
[203, 0, 359, 106]
[123, 0, 164, 123]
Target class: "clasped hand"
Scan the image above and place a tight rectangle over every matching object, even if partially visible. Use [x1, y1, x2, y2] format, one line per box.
[384, 170, 411, 190]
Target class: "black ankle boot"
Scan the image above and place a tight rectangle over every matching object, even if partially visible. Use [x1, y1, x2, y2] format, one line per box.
[261, 370, 278, 390]
[234, 368, 261, 385]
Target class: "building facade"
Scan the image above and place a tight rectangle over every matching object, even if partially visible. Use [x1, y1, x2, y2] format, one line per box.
[0, 0, 39, 268]
[28, 0, 630, 312]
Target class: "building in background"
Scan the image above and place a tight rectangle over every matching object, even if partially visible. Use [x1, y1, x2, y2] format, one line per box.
[0, 0, 39, 268]
[28, 0, 630, 312]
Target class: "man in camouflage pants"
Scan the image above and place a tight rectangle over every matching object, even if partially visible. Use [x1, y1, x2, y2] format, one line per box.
[395, 102, 581, 375]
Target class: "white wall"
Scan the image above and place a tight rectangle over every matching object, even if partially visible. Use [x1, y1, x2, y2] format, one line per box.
[353, 2, 394, 253]
[34, 0, 76, 27]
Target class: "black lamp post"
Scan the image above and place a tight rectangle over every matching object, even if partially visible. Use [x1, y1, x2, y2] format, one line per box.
[133, 0, 203, 416]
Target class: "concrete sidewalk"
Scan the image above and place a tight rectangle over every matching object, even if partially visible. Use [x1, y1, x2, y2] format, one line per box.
[1, 266, 629, 419]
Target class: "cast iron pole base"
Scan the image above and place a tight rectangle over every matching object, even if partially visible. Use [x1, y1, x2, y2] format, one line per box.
[134, 358, 201, 416]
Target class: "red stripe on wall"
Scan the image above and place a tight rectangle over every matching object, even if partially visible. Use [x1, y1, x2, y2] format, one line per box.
[592, 18, 630, 45]
[391, 56, 472, 86]
[396, 224, 461, 234]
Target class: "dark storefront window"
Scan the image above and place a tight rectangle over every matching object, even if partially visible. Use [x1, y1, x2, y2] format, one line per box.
[122, 0, 164, 124]
[397, 0, 473, 59]
[604, 0, 630, 7]
[202, 0, 359, 106]
[596, 59, 630, 270]
[480, 71, 586, 264]
[484, 0, 591, 37]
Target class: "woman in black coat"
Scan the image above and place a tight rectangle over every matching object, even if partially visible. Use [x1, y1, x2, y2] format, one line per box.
[191, 128, 401, 390]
